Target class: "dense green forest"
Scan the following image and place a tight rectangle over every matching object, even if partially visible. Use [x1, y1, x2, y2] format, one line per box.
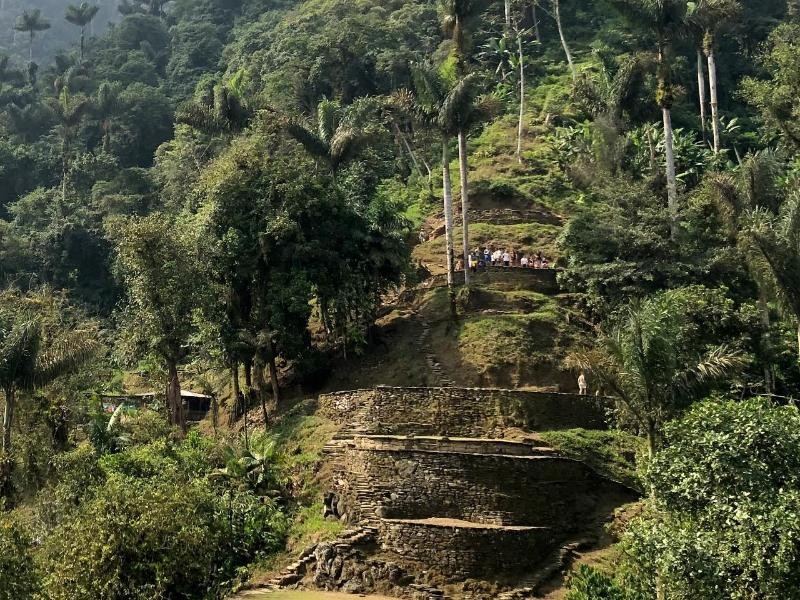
[1, 0, 800, 598]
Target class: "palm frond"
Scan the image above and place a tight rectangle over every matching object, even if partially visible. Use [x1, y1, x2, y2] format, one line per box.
[439, 72, 482, 132]
[176, 101, 224, 133]
[0, 318, 41, 389]
[33, 329, 99, 389]
[316, 98, 341, 145]
[285, 121, 331, 161]
[674, 344, 746, 396]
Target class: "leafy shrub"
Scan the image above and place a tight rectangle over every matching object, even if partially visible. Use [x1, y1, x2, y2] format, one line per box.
[566, 565, 627, 600]
[619, 399, 800, 599]
[38, 475, 287, 600]
[0, 517, 39, 600]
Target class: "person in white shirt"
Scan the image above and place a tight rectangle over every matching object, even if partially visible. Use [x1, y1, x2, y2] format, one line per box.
[521, 256, 529, 267]
[578, 372, 588, 395]
[502, 251, 510, 267]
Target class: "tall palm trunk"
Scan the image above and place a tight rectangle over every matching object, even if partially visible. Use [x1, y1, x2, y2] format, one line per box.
[62, 136, 69, 203]
[516, 32, 526, 163]
[553, 0, 576, 81]
[79, 26, 85, 61]
[2, 386, 15, 454]
[458, 130, 470, 286]
[442, 139, 456, 287]
[696, 49, 707, 139]
[29, 31, 33, 63]
[504, 0, 511, 27]
[662, 107, 679, 239]
[706, 38, 721, 153]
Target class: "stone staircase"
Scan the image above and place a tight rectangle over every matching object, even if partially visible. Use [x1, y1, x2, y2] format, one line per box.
[269, 525, 380, 588]
[418, 317, 455, 387]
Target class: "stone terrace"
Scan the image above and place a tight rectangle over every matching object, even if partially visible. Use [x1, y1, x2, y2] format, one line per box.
[266, 385, 637, 597]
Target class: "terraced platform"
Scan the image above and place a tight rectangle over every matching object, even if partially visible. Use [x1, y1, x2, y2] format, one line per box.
[260, 386, 638, 598]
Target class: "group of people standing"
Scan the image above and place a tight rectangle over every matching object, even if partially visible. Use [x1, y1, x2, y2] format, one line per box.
[462, 247, 550, 272]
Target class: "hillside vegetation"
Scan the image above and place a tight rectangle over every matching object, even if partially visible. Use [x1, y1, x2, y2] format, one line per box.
[2, 0, 800, 598]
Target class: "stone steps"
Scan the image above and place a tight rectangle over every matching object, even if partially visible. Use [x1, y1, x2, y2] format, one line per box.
[496, 539, 592, 599]
[268, 526, 379, 588]
[419, 317, 456, 387]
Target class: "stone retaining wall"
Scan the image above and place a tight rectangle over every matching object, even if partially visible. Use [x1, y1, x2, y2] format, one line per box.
[346, 447, 599, 527]
[424, 268, 559, 294]
[319, 386, 608, 436]
[379, 519, 556, 581]
[352, 435, 556, 456]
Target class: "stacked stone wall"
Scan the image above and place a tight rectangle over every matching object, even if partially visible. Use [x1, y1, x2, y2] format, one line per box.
[373, 387, 607, 436]
[345, 447, 599, 527]
[379, 519, 556, 581]
[424, 268, 560, 294]
[320, 386, 608, 436]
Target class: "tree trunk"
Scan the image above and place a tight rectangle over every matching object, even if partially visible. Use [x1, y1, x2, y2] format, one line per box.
[244, 360, 252, 389]
[167, 361, 184, 432]
[696, 49, 707, 139]
[253, 355, 270, 423]
[442, 139, 456, 288]
[29, 32, 33, 63]
[2, 386, 15, 455]
[266, 335, 282, 410]
[458, 130, 471, 286]
[553, 0, 576, 81]
[707, 42, 721, 153]
[796, 321, 800, 369]
[646, 418, 657, 460]
[516, 32, 526, 164]
[230, 363, 241, 423]
[662, 107, 679, 239]
[531, 2, 541, 43]
[80, 27, 85, 61]
[756, 293, 773, 393]
[504, 0, 511, 27]
[395, 123, 424, 180]
[242, 396, 249, 451]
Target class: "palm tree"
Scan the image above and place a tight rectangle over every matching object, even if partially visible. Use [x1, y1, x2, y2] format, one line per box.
[65, 3, 100, 61]
[14, 9, 51, 63]
[686, 0, 741, 153]
[707, 151, 783, 389]
[481, 24, 535, 163]
[50, 80, 90, 202]
[401, 65, 459, 298]
[550, 0, 576, 81]
[177, 76, 252, 136]
[0, 311, 97, 456]
[439, 0, 491, 69]
[440, 0, 491, 285]
[94, 82, 119, 153]
[610, 0, 687, 239]
[285, 97, 380, 176]
[567, 293, 744, 458]
[745, 192, 800, 365]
